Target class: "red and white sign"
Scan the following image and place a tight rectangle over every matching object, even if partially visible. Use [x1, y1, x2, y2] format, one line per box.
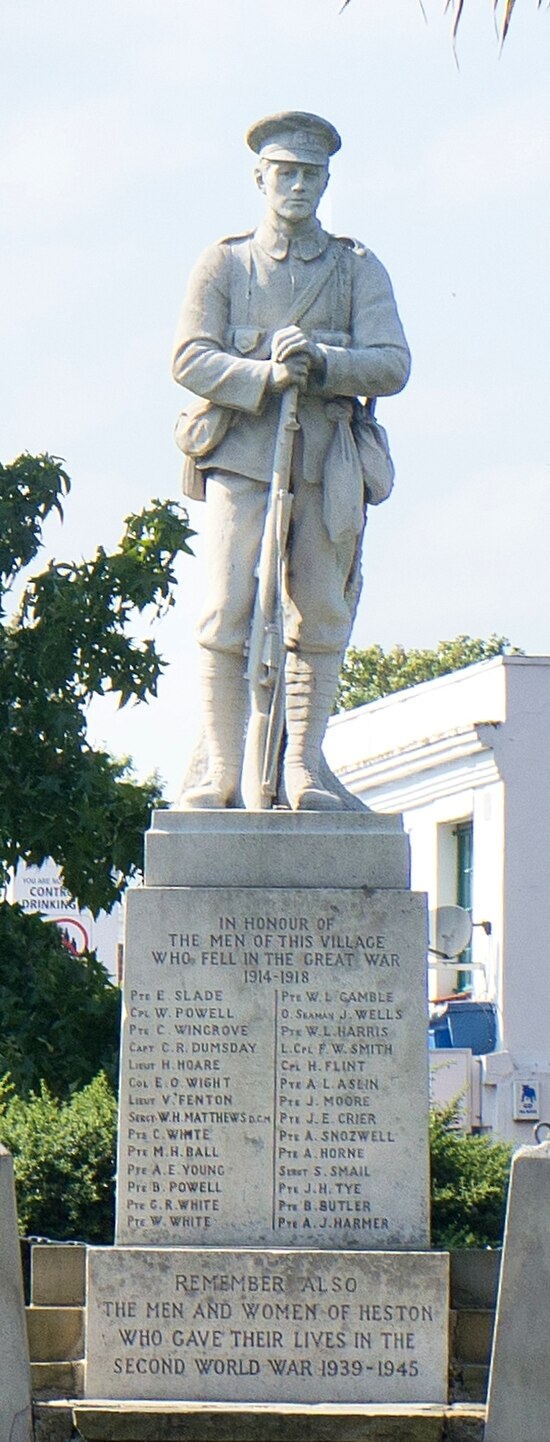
[10, 861, 122, 981]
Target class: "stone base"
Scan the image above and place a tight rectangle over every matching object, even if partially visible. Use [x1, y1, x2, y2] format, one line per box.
[85, 1247, 449, 1405]
[35, 1400, 487, 1442]
[485, 1140, 550, 1442]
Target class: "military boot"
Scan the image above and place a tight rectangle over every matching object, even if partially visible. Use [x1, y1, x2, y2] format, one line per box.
[284, 651, 346, 811]
[180, 650, 247, 808]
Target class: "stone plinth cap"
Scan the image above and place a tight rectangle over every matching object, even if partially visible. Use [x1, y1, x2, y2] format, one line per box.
[145, 808, 409, 890]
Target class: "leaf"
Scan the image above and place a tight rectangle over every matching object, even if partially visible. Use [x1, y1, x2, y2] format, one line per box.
[447, 0, 465, 43]
[500, 0, 517, 43]
[0, 454, 70, 593]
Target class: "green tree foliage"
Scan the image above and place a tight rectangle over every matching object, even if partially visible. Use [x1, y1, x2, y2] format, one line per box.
[430, 1103, 512, 1248]
[336, 634, 522, 712]
[0, 903, 120, 1097]
[0, 453, 195, 914]
[0, 1072, 117, 1243]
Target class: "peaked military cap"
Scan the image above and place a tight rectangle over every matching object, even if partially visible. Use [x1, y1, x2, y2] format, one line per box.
[247, 110, 341, 166]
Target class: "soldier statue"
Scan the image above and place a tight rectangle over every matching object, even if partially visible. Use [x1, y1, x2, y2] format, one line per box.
[173, 111, 410, 811]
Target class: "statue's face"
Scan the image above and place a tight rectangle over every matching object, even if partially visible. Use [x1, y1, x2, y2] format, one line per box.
[256, 160, 329, 223]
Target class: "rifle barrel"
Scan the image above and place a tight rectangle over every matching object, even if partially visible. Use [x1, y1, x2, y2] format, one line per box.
[241, 384, 299, 809]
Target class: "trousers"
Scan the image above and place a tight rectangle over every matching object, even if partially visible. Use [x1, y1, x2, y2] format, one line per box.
[196, 469, 364, 657]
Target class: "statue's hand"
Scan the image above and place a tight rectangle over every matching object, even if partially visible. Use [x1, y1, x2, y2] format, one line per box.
[271, 325, 325, 377]
[269, 356, 310, 393]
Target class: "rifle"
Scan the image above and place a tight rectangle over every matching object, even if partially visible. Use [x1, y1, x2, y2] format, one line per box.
[241, 384, 299, 810]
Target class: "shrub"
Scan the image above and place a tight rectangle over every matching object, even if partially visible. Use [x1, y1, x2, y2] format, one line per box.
[430, 1102, 512, 1248]
[0, 1071, 117, 1242]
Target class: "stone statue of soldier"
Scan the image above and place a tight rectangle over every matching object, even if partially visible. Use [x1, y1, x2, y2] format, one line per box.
[173, 111, 410, 810]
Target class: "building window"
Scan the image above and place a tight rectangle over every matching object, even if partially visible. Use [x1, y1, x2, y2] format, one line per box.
[455, 819, 473, 991]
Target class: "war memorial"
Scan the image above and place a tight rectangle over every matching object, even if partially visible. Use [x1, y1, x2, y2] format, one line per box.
[84, 108, 453, 1424]
[20, 110, 508, 1441]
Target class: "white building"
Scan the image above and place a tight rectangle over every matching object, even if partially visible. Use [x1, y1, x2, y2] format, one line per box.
[324, 655, 550, 1144]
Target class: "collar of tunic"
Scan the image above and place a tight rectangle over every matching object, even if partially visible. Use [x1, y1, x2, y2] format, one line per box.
[254, 215, 330, 261]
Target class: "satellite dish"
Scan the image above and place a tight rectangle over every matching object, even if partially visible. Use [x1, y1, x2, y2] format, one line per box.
[433, 905, 473, 960]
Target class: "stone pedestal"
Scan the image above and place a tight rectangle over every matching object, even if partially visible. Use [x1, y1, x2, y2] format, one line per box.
[86, 810, 448, 1405]
[0, 1147, 33, 1442]
[485, 1139, 550, 1441]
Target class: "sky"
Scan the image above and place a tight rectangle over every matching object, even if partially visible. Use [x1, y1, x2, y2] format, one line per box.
[1, 0, 550, 802]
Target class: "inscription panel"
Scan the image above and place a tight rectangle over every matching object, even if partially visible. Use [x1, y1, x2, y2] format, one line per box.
[116, 888, 429, 1248]
[86, 1247, 449, 1403]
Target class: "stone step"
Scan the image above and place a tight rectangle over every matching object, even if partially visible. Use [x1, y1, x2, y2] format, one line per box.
[33, 1401, 487, 1442]
[452, 1363, 489, 1404]
[449, 1250, 500, 1311]
[26, 1305, 84, 1362]
[453, 1308, 495, 1366]
[31, 1359, 85, 1399]
[31, 1242, 87, 1306]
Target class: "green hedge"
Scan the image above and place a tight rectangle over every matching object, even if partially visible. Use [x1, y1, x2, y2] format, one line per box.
[0, 1071, 117, 1242]
[430, 1103, 512, 1248]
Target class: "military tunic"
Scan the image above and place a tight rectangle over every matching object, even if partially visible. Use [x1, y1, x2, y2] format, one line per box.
[172, 215, 410, 656]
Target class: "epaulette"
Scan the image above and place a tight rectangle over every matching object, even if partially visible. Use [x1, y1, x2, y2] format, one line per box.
[217, 230, 255, 246]
[336, 235, 369, 258]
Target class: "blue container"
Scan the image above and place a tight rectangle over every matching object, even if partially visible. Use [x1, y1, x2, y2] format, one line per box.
[445, 1000, 497, 1055]
[428, 1012, 453, 1049]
